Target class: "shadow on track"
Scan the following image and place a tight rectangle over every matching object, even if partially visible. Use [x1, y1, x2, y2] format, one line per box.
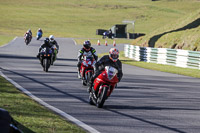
[105, 108, 186, 133]
[148, 18, 200, 47]
[0, 67, 88, 104]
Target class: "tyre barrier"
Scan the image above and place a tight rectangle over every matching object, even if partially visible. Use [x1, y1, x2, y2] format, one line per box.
[124, 44, 200, 69]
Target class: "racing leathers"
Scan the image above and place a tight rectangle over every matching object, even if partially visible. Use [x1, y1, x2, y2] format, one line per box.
[37, 39, 51, 58]
[50, 40, 59, 52]
[24, 32, 32, 41]
[77, 47, 98, 77]
[88, 55, 123, 92]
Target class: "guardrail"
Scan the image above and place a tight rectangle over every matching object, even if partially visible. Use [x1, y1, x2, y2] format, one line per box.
[124, 44, 200, 69]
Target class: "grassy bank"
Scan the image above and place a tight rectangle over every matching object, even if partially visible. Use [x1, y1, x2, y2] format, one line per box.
[1, 0, 200, 47]
[0, 76, 86, 133]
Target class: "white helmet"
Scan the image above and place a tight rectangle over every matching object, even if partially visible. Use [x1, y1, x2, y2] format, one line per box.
[49, 35, 54, 42]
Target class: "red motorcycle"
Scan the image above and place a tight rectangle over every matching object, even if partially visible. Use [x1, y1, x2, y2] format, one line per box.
[89, 66, 119, 108]
[80, 56, 96, 86]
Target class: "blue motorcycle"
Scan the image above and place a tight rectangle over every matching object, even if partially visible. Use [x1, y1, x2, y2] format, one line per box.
[36, 31, 42, 40]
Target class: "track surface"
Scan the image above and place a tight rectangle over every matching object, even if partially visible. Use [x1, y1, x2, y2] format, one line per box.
[1, 37, 200, 133]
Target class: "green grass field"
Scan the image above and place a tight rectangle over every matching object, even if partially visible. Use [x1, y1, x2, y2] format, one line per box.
[1, 0, 200, 47]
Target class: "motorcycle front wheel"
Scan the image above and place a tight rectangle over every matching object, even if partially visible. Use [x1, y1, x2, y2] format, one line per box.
[96, 86, 108, 108]
[86, 71, 92, 86]
[43, 58, 50, 72]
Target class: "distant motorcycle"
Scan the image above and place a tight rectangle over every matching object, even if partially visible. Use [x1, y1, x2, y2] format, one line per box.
[102, 30, 114, 39]
[80, 56, 95, 86]
[39, 47, 53, 72]
[24, 34, 32, 45]
[36, 31, 42, 40]
[89, 66, 118, 108]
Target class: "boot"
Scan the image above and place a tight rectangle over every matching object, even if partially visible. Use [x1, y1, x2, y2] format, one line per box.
[36, 53, 40, 58]
[77, 71, 81, 79]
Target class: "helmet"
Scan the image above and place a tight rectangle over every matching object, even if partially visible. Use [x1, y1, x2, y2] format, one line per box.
[28, 29, 31, 32]
[109, 48, 119, 62]
[38, 28, 41, 30]
[49, 35, 54, 42]
[44, 38, 49, 44]
[83, 40, 91, 51]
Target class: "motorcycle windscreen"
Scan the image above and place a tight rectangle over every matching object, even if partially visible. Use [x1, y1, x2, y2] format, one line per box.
[105, 66, 118, 80]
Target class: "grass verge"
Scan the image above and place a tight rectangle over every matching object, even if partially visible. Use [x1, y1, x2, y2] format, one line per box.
[0, 76, 86, 133]
[0, 35, 15, 46]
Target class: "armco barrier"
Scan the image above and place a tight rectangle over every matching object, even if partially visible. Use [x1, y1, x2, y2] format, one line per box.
[124, 44, 200, 70]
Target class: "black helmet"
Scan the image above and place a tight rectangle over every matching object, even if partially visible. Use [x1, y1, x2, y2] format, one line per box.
[44, 38, 49, 44]
[83, 40, 91, 51]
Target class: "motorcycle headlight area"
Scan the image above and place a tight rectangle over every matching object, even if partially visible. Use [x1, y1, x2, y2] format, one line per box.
[83, 61, 88, 67]
[105, 66, 118, 80]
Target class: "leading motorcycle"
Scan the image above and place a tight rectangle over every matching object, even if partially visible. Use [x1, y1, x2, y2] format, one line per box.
[89, 66, 118, 108]
[80, 56, 96, 86]
[39, 47, 53, 72]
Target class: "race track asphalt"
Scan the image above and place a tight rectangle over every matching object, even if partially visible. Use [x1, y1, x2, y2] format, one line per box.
[1, 37, 200, 133]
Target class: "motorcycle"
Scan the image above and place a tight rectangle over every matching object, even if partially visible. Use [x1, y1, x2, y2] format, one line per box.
[39, 47, 53, 72]
[36, 31, 42, 40]
[24, 34, 31, 45]
[89, 66, 118, 108]
[80, 56, 96, 86]
[102, 30, 114, 39]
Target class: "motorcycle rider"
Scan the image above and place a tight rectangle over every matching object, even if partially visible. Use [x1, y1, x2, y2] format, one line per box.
[24, 29, 32, 40]
[37, 38, 51, 58]
[88, 48, 123, 92]
[37, 28, 43, 34]
[49, 35, 59, 64]
[77, 40, 98, 78]
[49, 35, 59, 51]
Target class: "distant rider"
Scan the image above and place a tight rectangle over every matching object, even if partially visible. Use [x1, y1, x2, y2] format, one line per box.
[77, 40, 98, 78]
[37, 28, 43, 34]
[88, 48, 123, 92]
[24, 29, 32, 40]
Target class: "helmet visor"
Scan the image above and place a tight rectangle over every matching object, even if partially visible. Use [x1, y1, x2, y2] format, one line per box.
[111, 54, 119, 60]
[84, 45, 90, 49]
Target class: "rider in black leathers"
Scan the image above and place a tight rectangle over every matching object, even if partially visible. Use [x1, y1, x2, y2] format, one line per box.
[77, 40, 98, 78]
[49, 35, 59, 52]
[37, 38, 51, 58]
[88, 48, 123, 92]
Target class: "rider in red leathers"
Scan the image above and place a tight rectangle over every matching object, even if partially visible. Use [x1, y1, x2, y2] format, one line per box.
[88, 48, 123, 92]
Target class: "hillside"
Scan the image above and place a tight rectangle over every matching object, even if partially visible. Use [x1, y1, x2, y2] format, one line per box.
[132, 1, 200, 51]
[0, 0, 200, 47]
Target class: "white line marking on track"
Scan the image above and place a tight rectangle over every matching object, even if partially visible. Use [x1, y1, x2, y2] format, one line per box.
[72, 39, 77, 45]
[0, 71, 100, 133]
